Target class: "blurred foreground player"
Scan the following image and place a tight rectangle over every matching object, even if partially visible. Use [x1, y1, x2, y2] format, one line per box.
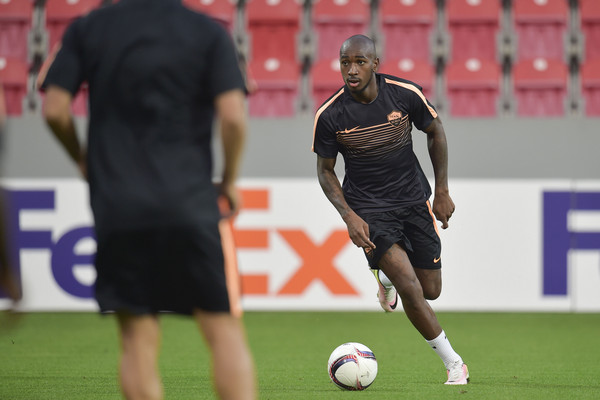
[312, 35, 469, 385]
[40, 0, 256, 398]
[0, 84, 22, 307]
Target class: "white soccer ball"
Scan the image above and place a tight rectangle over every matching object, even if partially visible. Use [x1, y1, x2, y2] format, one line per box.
[327, 342, 378, 391]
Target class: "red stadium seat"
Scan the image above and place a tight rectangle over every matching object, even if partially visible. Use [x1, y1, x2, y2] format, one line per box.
[580, 0, 600, 61]
[0, 0, 33, 62]
[379, 0, 436, 62]
[246, 0, 300, 64]
[248, 57, 299, 117]
[45, 0, 102, 51]
[379, 58, 434, 100]
[581, 59, 600, 116]
[311, 58, 344, 111]
[513, 0, 568, 61]
[312, 0, 369, 61]
[513, 57, 567, 116]
[182, 0, 236, 30]
[0, 56, 28, 116]
[446, 0, 501, 62]
[445, 57, 500, 117]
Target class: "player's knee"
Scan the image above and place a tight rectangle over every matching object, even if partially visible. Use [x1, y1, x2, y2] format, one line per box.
[422, 284, 441, 300]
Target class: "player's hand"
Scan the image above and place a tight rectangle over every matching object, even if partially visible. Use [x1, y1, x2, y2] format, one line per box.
[343, 211, 376, 252]
[216, 182, 240, 219]
[432, 190, 455, 229]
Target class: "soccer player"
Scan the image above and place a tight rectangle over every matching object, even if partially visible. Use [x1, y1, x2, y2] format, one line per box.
[312, 34, 469, 385]
[0, 84, 22, 306]
[40, 0, 256, 399]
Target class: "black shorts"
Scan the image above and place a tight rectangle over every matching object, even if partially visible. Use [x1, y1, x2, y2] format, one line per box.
[94, 224, 231, 315]
[360, 201, 442, 270]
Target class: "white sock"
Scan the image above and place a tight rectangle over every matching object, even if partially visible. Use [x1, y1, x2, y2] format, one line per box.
[426, 330, 463, 369]
[377, 270, 393, 288]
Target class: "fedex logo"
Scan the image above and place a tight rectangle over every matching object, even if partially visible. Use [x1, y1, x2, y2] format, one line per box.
[1, 189, 95, 299]
[543, 191, 600, 296]
[0, 188, 357, 300]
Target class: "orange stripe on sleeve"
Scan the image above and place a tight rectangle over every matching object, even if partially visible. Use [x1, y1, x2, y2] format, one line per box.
[311, 88, 345, 152]
[384, 77, 438, 119]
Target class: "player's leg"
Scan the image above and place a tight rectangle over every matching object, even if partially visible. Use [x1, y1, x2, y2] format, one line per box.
[116, 312, 163, 400]
[414, 268, 442, 300]
[194, 310, 256, 400]
[378, 244, 442, 340]
[379, 245, 468, 384]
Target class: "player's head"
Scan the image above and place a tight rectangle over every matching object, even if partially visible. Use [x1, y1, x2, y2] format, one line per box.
[339, 35, 379, 101]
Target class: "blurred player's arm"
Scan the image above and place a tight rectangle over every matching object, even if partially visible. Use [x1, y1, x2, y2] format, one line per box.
[0, 85, 22, 302]
[215, 88, 246, 217]
[43, 85, 87, 179]
[424, 117, 455, 229]
[317, 155, 375, 251]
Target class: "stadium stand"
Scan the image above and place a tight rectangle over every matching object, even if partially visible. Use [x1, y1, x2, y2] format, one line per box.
[379, 57, 435, 100]
[246, 0, 300, 63]
[513, 57, 568, 116]
[580, 0, 600, 61]
[581, 58, 600, 116]
[379, 0, 436, 62]
[312, 0, 369, 61]
[248, 57, 299, 117]
[446, 0, 501, 63]
[246, 0, 302, 116]
[513, 0, 568, 61]
[0, 0, 33, 62]
[445, 57, 500, 117]
[45, 0, 103, 52]
[182, 0, 236, 30]
[0, 56, 28, 116]
[311, 57, 342, 111]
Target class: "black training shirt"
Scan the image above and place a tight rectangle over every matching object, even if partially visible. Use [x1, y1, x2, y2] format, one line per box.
[42, 0, 245, 238]
[312, 73, 437, 214]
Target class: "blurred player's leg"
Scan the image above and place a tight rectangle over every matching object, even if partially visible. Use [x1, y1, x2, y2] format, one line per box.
[195, 310, 256, 400]
[117, 313, 163, 400]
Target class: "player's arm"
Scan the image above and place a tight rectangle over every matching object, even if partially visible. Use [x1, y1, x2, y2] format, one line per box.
[43, 85, 87, 179]
[424, 116, 455, 229]
[317, 155, 375, 251]
[215, 88, 246, 217]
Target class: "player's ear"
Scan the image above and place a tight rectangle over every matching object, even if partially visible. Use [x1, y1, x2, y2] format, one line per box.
[373, 57, 380, 72]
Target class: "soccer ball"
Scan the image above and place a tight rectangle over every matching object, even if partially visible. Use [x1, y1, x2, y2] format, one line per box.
[327, 342, 378, 391]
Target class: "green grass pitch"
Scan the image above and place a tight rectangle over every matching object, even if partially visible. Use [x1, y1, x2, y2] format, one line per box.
[1, 311, 599, 399]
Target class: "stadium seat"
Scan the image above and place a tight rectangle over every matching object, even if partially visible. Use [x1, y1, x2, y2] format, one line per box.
[0, 0, 33, 62]
[379, 0, 436, 62]
[581, 59, 600, 116]
[445, 57, 500, 117]
[45, 0, 103, 51]
[580, 0, 600, 61]
[0, 56, 28, 116]
[248, 57, 299, 117]
[312, 0, 369, 61]
[311, 57, 345, 111]
[378, 58, 434, 100]
[246, 0, 300, 64]
[513, 57, 567, 116]
[446, 0, 501, 62]
[513, 0, 568, 61]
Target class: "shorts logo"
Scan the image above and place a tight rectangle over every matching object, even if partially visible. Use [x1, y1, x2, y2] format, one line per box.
[387, 110, 403, 127]
[433, 257, 441, 263]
